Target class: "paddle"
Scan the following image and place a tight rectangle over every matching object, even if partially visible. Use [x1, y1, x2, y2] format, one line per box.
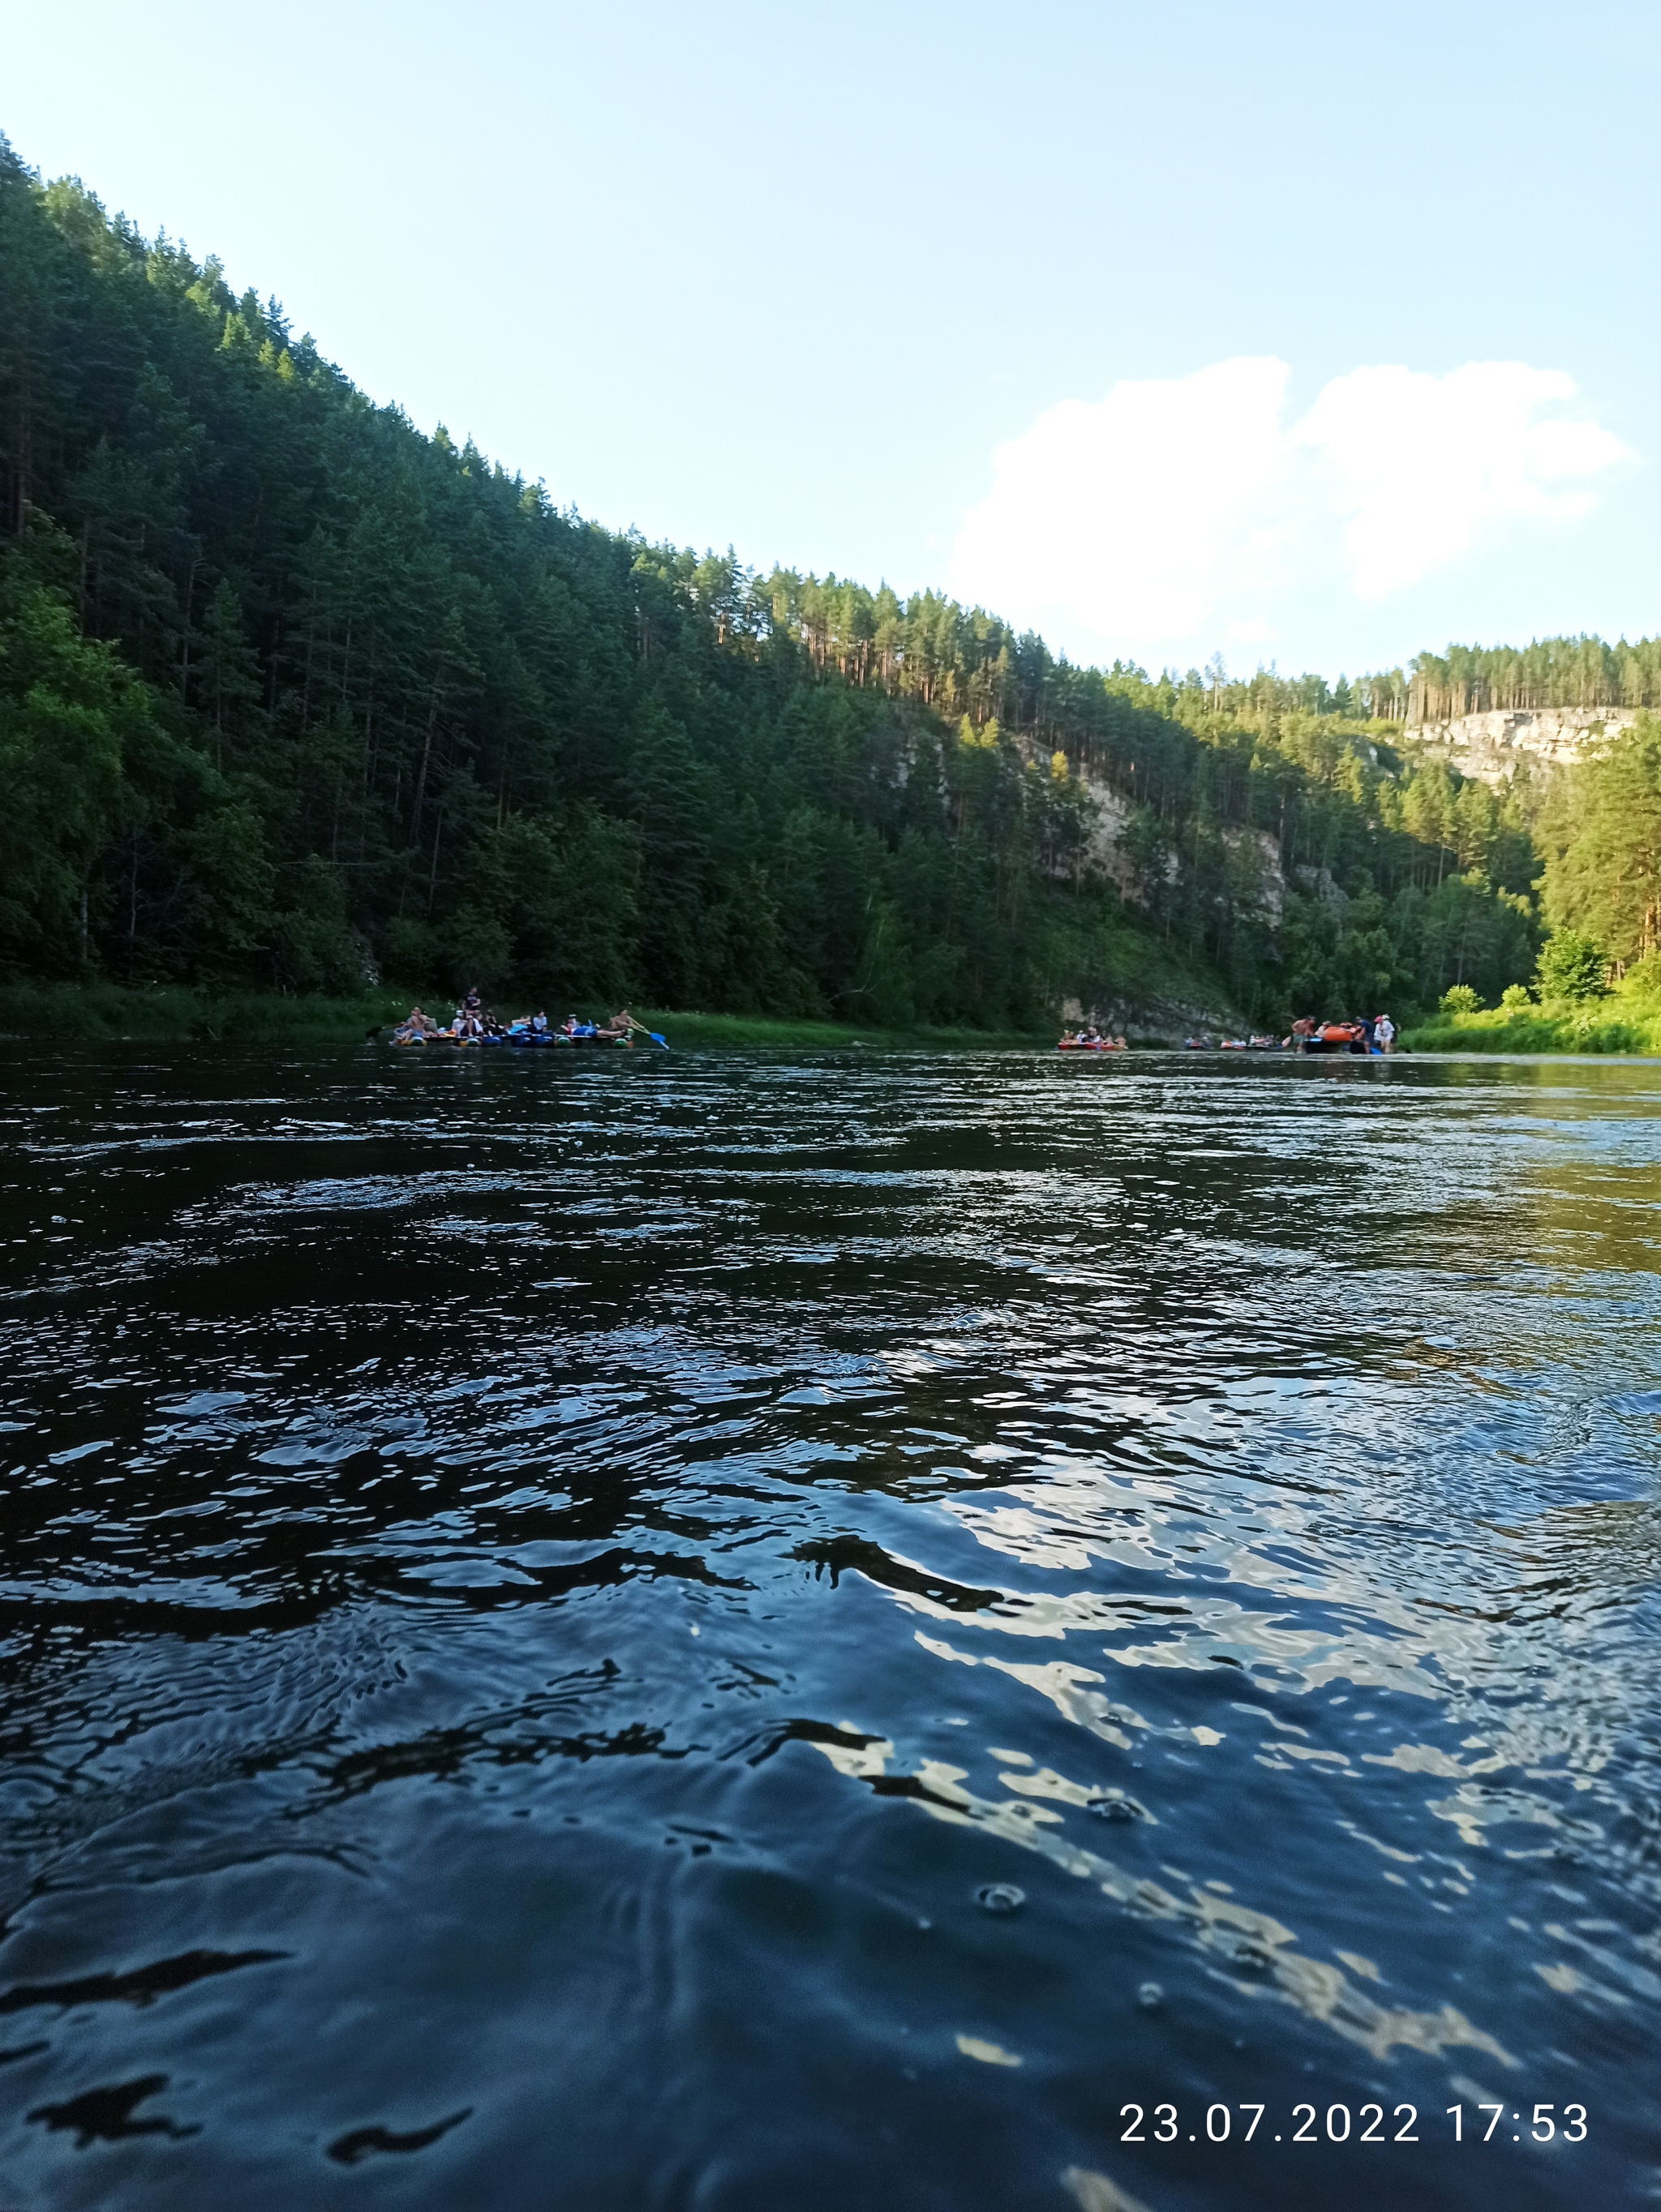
[623, 1015, 669, 1049]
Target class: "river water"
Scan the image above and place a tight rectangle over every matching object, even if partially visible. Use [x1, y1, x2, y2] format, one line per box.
[1, 1046, 1658, 2210]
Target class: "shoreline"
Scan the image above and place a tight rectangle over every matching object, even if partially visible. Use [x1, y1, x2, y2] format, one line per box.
[1401, 1008, 1661, 1056]
[0, 982, 1053, 1052]
[8, 981, 1661, 1060]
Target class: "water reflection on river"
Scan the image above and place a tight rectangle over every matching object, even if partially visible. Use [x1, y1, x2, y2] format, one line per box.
[2, 1047, 1658, 2209]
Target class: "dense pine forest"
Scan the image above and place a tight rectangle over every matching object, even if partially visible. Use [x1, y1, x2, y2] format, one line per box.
[1388, 637, 1661, 724]
[6, 136, 1649, 1031]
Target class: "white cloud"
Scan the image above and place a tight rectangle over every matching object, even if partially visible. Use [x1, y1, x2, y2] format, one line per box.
[947, 357, 1632, 672]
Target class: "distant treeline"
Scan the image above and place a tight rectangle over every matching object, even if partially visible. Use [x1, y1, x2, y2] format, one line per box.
[1173, 639, 1661, 729]
[0, 136, 1547, 1026]
[1388, 636, 1661, 723]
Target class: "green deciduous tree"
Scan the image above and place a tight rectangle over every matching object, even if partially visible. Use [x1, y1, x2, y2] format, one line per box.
[1535, 929, 1607, 1003]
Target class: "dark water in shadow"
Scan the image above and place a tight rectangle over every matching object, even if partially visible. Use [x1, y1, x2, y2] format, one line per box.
[2, 1045, 1659, 2210]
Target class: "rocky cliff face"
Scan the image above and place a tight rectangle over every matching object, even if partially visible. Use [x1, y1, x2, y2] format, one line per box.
[1411, 706, 1637, 786]
[1060, 756, 1286, 923]
[1070, 774, 1144, 901]
[1057, 984, 1249, 1043]
[1037, 749, 1257, 1038]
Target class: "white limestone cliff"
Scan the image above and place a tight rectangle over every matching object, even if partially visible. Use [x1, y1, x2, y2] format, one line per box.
[1410, 706, 1637, 786]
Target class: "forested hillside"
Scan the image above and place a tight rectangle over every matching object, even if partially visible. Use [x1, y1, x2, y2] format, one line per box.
[0, 138, 1547, 1027]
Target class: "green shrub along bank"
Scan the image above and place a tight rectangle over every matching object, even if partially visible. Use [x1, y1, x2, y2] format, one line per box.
[1403, 1005, 1661, 1055]
[1402, 951, 1661, 1056]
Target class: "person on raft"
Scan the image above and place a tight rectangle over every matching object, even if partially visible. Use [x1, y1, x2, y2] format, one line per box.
[395, 1006, 437, 1039]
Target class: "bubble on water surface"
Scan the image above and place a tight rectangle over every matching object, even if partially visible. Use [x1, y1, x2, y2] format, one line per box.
[976, 1884, 1025, 1915]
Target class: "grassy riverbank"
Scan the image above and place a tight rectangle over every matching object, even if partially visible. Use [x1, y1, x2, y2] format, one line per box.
[1402, 1001, 1661, 1055]
[0, 982, 1053, 1052]
[0, 981, 413, 1042]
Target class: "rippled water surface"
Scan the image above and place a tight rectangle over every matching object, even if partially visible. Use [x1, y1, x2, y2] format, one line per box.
[2, 1045, 1659, 2210]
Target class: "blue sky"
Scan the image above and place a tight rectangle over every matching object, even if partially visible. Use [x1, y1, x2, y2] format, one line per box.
[7, 0, 1657, 678]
